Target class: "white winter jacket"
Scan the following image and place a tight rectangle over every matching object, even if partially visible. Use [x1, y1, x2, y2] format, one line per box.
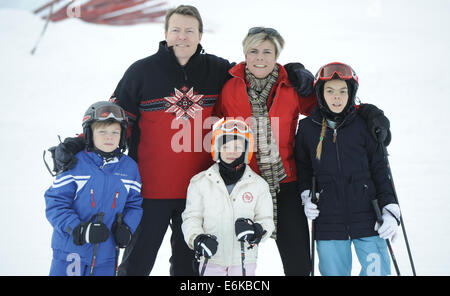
[182, 163, 274, 267]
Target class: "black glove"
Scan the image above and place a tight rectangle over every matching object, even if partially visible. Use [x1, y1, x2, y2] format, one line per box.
[72, 219, 110, 246]
[50, 136, 85, 173]
[284, 62, 315, 97]
[235, 218, 266, 245]
[358, 103, 392, 146]
[72, 222, 88, 246]
[111, 213, 132, 248]
[194, 234, 218, 259]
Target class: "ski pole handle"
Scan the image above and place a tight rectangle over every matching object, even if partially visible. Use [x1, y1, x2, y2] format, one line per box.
[311, 176, 318, 204]
[371, 200, 384, 224]
[116, 213, 124, 224]
[89, 212, 104, 276]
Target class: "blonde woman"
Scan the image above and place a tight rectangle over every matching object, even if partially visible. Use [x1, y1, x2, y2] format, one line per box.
[214, 27, 316, 275]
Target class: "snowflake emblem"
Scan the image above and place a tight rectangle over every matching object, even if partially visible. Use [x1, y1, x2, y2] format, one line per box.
[164, 86, 204, 120]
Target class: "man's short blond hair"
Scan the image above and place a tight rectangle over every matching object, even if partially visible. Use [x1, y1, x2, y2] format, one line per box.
[165, 5, 203, 33]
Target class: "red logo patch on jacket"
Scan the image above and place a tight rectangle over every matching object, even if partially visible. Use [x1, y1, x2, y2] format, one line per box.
[242, 192, 254, 203]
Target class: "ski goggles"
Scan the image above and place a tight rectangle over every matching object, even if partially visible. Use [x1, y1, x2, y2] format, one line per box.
[96, 105, 126, 120]
[83, 105, 126, 124]
[217, 119, 250, 134]
[314, 62, 358, 85]
[247, 27, 280, 37]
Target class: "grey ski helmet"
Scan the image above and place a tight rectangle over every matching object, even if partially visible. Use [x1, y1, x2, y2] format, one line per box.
[82, 101, 128, 152]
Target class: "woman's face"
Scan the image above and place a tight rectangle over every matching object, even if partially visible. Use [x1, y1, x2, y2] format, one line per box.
[245, 40, 277, 79]
[323, 79, 349, 113]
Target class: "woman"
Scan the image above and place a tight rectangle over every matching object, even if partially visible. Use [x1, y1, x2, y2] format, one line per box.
[214, 27, 316, 275]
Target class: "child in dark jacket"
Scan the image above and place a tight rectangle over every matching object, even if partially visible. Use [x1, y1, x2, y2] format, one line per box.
[294, 62, 400, 276]
[45, 101, 143, 276]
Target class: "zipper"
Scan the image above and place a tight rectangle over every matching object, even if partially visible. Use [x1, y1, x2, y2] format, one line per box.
[334, 129, 342, 172]
[181, 67, 188, 81]
[90, 189, 95, 208]
[112, 192, 119, 209]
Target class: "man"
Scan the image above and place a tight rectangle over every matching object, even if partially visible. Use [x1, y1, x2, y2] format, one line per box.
[111, 5, 231, 275]
[49, 5, 391, 276]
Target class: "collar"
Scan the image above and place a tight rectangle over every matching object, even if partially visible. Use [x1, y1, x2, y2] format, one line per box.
[84, 150, 121, 168]
[309, 106, 357, 129]
[207, 163, 254, 184]
[228, 62, 291, 87]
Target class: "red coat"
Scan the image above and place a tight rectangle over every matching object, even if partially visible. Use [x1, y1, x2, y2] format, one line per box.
[214, 62, 317, 183]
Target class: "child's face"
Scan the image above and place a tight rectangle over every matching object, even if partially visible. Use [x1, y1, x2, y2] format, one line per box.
[220, 139, 245, 164]
[92, 122, 121, 153]
[323, 79, 349, 114]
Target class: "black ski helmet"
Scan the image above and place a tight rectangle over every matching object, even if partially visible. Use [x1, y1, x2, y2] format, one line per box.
[314, 62, 359, 121]
[82, 101, 128, 152]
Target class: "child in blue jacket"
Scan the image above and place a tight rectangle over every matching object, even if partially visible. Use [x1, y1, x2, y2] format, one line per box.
[294, 62, 400, 276]
[45, 101, 143, 276]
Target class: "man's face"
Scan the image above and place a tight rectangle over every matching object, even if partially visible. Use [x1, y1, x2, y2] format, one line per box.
[165, 13, 202, 66]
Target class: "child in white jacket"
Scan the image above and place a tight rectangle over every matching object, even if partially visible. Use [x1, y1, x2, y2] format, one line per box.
[182, 119, 274, 276]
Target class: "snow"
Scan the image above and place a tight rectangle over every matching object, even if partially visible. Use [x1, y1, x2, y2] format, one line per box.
[0, 0, 449, 276]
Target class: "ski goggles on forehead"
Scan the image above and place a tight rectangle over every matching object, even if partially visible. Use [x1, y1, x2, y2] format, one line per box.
[315, 62, 358, 82]
[247, 27, 280, 37]
[94, 105, 126, 121]
[220, 120, 250, 133]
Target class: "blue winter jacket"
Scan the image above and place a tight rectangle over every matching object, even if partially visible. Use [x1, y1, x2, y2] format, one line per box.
[295, 107, 396, 240]
[45, 150, 143, 265]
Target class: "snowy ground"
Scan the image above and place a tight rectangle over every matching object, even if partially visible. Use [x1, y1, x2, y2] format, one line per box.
[0, 0, 449, 276]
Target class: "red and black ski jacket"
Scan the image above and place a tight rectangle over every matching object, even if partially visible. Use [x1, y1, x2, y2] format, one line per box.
[111, 41, 232, 199]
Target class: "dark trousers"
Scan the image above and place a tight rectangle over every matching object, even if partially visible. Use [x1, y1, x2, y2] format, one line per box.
[275, 181, 312, 276]
[118, 199, 198, 276]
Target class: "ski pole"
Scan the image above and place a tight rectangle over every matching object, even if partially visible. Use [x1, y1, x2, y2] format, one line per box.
[381, 145, 416, 276]
[240, 241, 246, 276]
[31, 1, 54, 55]
[197, 235, 217, 276]
[200, 257, 209, 277]
[114, 246, 120, 276]
[89, 212, 104, 276]
[235, 218, 252, 276]
[372, 200, 401, 276]
[114, 213, 124, 276]
[310, 176, 318, 276]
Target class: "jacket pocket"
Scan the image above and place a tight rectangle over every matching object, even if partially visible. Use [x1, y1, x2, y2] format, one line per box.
[316, 176, 339, 216]
[352, 178, 376, 215]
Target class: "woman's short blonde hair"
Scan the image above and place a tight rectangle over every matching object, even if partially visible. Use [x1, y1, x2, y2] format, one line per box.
[242, 28, 285, 59]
